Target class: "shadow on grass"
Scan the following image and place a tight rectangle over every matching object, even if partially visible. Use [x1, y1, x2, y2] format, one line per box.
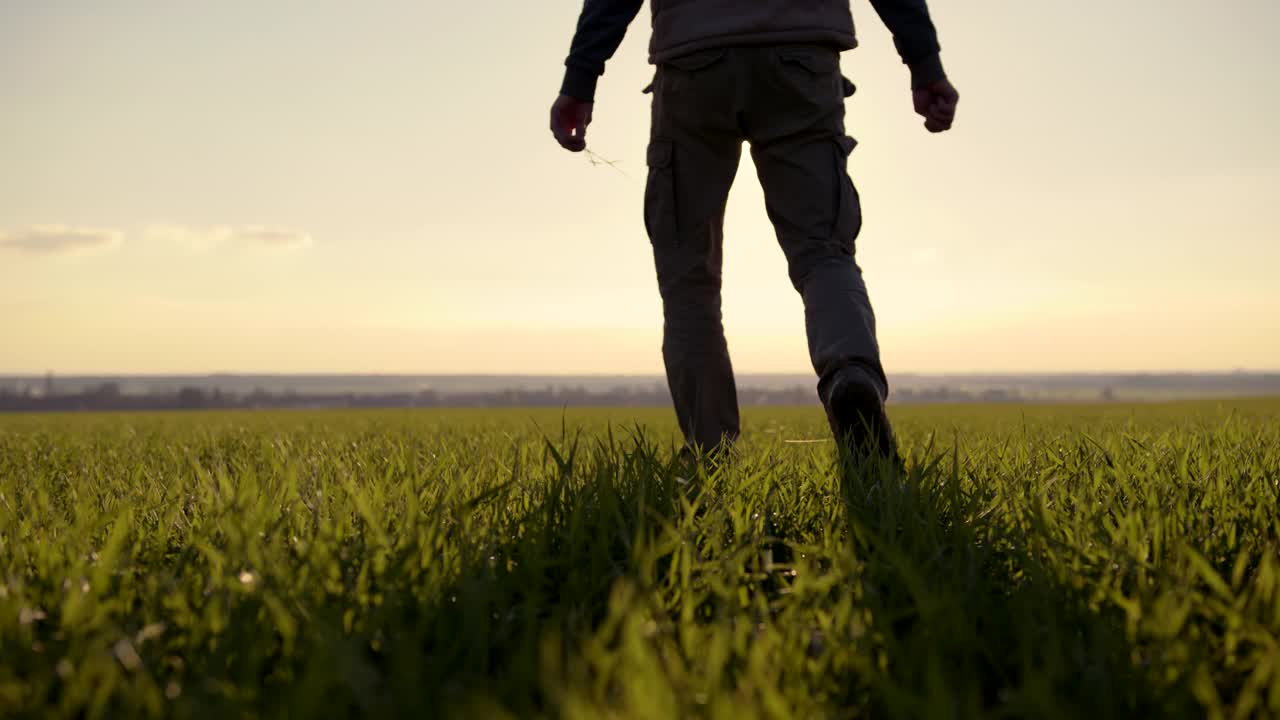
[262, 428, 701, 717]
[263, 430, 1204, 718]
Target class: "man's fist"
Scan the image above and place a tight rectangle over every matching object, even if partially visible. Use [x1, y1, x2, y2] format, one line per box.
[550, 94, 593, 152]
[913, 79, 959, 133]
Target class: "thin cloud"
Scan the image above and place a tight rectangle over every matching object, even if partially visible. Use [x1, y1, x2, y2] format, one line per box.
[0, 226, 123, 255]
[233, 226, 312, 250]
[146, 224, 312, 251]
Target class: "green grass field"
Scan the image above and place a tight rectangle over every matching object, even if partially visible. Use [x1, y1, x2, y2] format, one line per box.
[1, 400, 1278, 718]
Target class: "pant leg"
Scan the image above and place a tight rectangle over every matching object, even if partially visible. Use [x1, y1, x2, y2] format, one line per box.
[646, 49, 745, 452]
[741, 45, 888, 403]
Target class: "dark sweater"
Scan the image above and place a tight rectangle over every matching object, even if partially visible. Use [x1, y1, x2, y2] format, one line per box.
[561, 0, 946, 102]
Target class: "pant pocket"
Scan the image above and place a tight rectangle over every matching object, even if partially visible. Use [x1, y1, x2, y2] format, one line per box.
[645, 139, 678, 245]
[776, 47, 842, 100]
[665, 48, 727, 73]
[832, 135, 862, 254]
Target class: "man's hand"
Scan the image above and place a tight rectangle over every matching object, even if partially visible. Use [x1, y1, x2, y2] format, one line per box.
[912, 79, 959, 133]
[550, 94, 593, 152]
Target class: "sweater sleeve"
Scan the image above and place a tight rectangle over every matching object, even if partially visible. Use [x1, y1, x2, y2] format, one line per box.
[560, 0, 645, 102]
[866, 0, 947, 87]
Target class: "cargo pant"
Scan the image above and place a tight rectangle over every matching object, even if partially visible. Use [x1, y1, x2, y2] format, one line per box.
[644, 44, 888, 452]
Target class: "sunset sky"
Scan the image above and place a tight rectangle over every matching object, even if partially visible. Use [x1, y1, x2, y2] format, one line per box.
[2, 1, 1277, 375]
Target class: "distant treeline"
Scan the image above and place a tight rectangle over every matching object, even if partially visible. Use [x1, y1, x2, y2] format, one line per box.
[0, 383, 1039, 412]
[6, 371, 1280, 412]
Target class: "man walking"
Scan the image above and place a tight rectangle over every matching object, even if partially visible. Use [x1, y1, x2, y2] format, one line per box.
[551, 1, 958, 457]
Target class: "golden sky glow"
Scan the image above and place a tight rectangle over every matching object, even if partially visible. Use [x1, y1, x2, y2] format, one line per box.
[2, 1, 1277, 374]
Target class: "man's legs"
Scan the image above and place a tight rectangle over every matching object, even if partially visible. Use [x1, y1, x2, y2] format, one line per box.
[742, 45, 894, 452]
[645, 51, 744, 453]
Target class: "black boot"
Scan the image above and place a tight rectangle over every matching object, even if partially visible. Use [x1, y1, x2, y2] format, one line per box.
[822, 365, 898, 460]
